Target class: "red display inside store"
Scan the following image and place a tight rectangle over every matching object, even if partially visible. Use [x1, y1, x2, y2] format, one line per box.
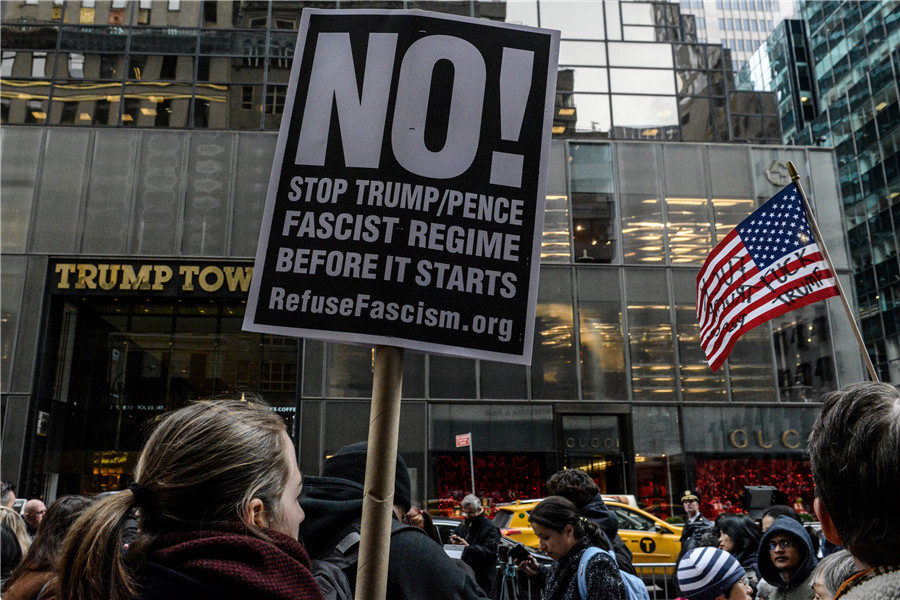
[435, 454, 546, 510]
[695, 458, 814, 518]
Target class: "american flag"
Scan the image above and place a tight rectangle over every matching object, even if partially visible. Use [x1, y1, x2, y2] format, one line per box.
[697, 183, 839, 371]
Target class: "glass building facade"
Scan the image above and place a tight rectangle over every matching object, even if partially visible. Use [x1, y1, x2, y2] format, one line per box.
[1, 1, 862, 523]
[740, 1, 900, 381]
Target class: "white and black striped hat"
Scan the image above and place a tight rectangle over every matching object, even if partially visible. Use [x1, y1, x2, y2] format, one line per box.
[677, 547, 745, 600]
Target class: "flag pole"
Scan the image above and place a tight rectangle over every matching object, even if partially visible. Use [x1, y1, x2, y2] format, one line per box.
[787, 162, 879, 382]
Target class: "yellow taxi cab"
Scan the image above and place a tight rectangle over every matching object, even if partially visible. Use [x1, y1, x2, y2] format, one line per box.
[491, 499, 682, 565]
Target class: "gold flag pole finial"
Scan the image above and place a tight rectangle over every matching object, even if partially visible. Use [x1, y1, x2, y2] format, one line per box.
[787, 161, 879, 382]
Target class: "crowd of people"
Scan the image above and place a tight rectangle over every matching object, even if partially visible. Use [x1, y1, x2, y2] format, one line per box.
[0, 381, 896, 600]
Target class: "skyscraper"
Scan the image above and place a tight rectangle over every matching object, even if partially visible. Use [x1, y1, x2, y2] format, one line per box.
[740, 0, 900, 380]
[676, 0, 797, 70]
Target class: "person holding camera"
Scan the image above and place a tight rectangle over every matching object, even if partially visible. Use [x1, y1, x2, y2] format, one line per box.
[515, 496, 626, 600]
[451, 494, 501, 595]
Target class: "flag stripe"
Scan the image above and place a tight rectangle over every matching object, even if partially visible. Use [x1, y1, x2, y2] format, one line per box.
[702, 264, 836, 362]
[708, 286, 839, 371]
[699, 247, 828, 344]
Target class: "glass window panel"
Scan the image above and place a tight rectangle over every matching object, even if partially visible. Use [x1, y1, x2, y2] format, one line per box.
[676, 69, 709, 95]
[532, 267, 577, 399]
[480, 360, 527, 399]
[727, 324, 775, 402]
[130, 27, 198, 53]
[709, 146, 753, 198]
[612, 95, 678, 130]
[675, 44, 707, 69]
[565, 67, 608, 93]
[59, 25, 128, 52]
[559, 41, 607, 66]
[130, 131, 185, 254]
[578, 268, 626, 399]
[2, 25, 60, 50]
[302, 339, 324, 397]
[0, 256, 26, 387]
[665, 197, 712, 264]
[402, 351, 425, 398]
[570, 143, 616, 263]
[540, 2, 605, 39]
[571, 93, 610, 134]
[81, 130, 137, 254]
[324, 343, 373, 397]
[0, 128, 42, 253]
[618, 143, 663, 263]
[622, 26, 657, 41]
[609, 68, 676, 95]
[608, 42, 673, 68]
[711, 197, 756, 243]
[181, 132, 233, 256]
[541, 192, 571, 263]
[30, 129, 91, 253]
[672, 271, 726, 400]
[621, 2, 655, 26]
[505, 1, 538, 27]
[231, 133, 275, 255]
[605, 1, 622, 40]
[626, 269, 675, 400]
[430, 355, 476, 399]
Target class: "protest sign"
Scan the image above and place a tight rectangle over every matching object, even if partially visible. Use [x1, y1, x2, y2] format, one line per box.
[243, 8, 560, 364]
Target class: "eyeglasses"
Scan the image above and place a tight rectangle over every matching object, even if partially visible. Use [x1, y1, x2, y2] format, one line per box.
[769, 539, 795, 550]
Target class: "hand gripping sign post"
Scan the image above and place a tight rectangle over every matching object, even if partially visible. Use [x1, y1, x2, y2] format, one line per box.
[243, 9, 559, 600]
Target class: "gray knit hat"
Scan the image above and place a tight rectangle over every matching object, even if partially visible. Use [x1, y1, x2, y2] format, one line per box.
[677, 547, 745, 600]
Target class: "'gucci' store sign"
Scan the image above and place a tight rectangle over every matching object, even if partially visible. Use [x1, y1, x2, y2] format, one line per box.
[683, 406, 818, 454]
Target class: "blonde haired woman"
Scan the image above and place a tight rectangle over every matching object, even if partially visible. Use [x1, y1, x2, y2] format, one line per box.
[57, 400, 323, 600]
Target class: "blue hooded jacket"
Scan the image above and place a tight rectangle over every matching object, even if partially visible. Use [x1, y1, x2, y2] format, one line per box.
[757, 516, 818, 593]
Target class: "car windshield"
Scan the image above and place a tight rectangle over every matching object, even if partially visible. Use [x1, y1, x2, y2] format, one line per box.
[492, 511, 513, 528]
[613, 507, 655, 531]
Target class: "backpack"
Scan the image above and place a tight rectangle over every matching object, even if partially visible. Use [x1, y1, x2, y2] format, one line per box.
[309, 518, 423, 600]
[577, 546, 651, 600]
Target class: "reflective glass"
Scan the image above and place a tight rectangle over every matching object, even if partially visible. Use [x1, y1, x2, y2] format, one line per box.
[571, 93, 610, 134]
[608, 42, 673, 68]
[129, 27, 198, 53]
[665, 197, 712, 264]
[480, 361, 527, 399]
[541, 193, 571, 262]
[611, 95, 678, 130]
[2, 24, 60, 50]
[621, 3, 656, 26]
[324, 343, 373, 397]
[672, 271, 726, 400]
[430, 355, 476, 399]
[131, 131, 185, 255]
[577, 268, 626, 399]
[566, 67, 608, 93]
[531, 267, 576, 399]
[609, 68, 676, 95]
[618, 143, 663, 263]
[540, 2, 605, 39]
[59, 25, 128, 53]
[505, 1, 538, 27]
[559, 41, 607, 66]
[626, 269, 675, 401]
[622, 26, 658, 41]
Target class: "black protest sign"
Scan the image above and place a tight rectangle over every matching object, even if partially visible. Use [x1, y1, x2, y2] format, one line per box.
[243, 8, 559, 364]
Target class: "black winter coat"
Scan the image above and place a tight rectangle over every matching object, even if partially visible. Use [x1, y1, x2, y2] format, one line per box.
[300, 476, 487, 600]
[453, 513, 501, 594]
[581, 495, 636, 575]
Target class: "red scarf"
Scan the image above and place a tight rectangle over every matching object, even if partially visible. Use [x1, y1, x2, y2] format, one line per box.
[149, 523, 323, 600]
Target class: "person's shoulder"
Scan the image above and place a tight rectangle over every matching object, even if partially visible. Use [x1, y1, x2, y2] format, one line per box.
[836, 566, 900, 600]
[138, 561, 243, 600]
